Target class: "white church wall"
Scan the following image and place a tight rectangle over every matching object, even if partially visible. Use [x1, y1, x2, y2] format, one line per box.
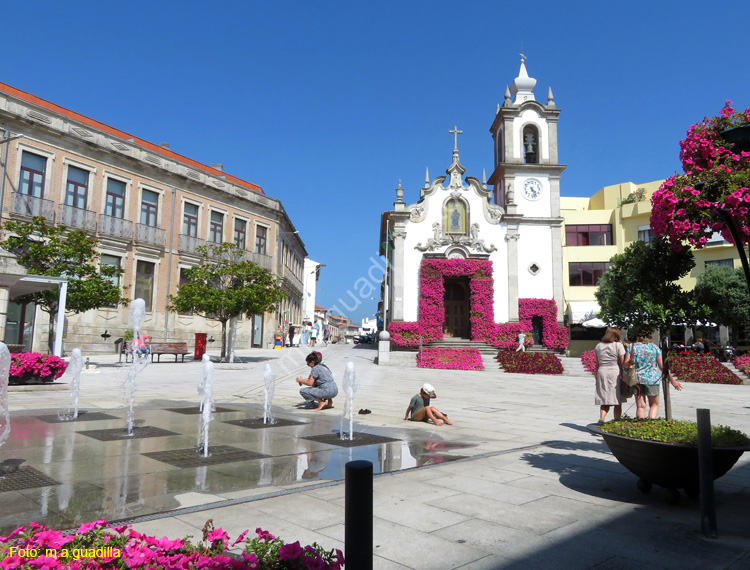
[489, 245, 510, 323]
[516, 225, 555, 301]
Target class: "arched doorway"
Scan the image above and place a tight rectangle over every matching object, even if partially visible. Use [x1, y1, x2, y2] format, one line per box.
[443, 277, 470, 338]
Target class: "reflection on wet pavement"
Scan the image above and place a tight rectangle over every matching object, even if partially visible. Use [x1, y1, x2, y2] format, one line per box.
[0, 404, 477, 534]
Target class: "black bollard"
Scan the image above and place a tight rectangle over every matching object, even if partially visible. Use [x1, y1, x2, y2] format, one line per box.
[345, 460, 373, 569]
[697, 408, 718, 538]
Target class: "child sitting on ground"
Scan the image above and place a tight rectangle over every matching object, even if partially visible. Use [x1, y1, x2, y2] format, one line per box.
[404, 383, 452, 426]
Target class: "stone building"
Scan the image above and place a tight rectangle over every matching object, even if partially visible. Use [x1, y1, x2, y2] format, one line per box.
[0, 81, 306, 353]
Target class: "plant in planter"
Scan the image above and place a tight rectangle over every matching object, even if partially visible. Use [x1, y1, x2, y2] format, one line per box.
[589, 417, 750, 502]
[8, 352, 67, 384]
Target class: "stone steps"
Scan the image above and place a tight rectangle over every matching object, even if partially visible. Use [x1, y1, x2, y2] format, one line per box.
[721, 361, 750, 384]
[424, 339, 498, 355]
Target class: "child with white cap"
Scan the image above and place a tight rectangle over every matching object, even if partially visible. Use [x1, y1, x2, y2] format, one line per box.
[404, 383, 452, 426]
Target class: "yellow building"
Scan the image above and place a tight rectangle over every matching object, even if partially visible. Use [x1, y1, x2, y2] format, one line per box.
[562, 180, 739, 355]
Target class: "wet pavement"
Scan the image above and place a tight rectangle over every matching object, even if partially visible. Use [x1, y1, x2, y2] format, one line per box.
[0, 364, 476, 535]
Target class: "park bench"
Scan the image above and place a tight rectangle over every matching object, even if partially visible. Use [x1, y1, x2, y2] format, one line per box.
[118, 340, 190, 363]
[148, 341, 190, 362]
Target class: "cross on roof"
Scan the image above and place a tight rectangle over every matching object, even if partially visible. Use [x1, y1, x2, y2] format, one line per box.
[449, 125, 463, 150]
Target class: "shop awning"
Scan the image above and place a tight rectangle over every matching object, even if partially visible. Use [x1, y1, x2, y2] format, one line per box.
[567, 301, 601, 324]
[0, 274, 68, 357]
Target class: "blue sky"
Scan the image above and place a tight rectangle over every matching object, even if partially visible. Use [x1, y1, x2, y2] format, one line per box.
[3, 0, 749, 322]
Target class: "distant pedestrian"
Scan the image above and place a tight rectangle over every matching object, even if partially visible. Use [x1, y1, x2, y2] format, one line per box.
[516, 331, 526, 352]
[310, 327, 317, 347]
[323, 329, 329, 347]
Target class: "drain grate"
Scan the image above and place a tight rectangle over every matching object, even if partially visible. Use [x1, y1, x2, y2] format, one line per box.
[303, 433, 399, 448]
[0, 467, 60, 492]
[35, 412, 119, 423]
[78, 426, 179, 441]
[223, 418, 306, 429]
[165, 406, 236, 415]
[143, 445, 268, 468]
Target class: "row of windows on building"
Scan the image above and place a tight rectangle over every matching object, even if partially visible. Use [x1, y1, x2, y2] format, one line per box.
[568, 258, 735, 287]
[19, 150, 271, 255]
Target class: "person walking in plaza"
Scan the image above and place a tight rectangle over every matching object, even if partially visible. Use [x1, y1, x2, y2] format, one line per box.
[296, 351, 338, 411]
[323, 329, 329, 347]
[594, 328, 625, 424]
[310, 326, 317, 347]
[625, 330, 682, 419]
[516, 331, 526, 352]
[404, 383, 452, 426]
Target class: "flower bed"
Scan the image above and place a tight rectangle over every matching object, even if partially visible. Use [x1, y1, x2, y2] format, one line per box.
[0, 520, 344, 569]
[669, 352, 742, 385]
[416, 347, 483, 371]
[581, 349, 597, 375]
[9, 353, 67, 385]
[496, 352, 563, 374]
[734, 354, 750, 376]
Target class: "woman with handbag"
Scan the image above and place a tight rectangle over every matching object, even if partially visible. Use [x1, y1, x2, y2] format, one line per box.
[625, 331, 682, 419]
[594, 327, 626, 424]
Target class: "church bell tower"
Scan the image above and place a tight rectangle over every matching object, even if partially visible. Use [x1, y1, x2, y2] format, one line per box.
[487, 58, 566, 322]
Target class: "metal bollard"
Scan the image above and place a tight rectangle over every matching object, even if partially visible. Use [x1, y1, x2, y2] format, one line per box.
[345, 460, 373, 569]
[697, 408, 717, 538]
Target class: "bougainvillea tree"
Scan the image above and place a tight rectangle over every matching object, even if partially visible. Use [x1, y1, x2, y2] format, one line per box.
[651, 101, 750, 286]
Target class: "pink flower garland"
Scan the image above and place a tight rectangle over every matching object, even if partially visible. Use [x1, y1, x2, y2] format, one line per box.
[389, 260, 568, 350]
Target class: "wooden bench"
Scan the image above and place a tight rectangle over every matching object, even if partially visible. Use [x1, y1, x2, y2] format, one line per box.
[149, 341, 190, 362]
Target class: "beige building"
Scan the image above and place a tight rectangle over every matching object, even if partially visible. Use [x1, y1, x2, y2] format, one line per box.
[562, 180, 739, 355]
[0, 81, 306, 354]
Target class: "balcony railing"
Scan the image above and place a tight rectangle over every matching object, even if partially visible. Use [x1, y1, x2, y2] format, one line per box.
[98, 214, 134, 240]
[280, 264, 304, 294]
[57, 204, 97, 232]
[239, 250, 273, 270]
[10, 193, 55, 223]
[178, 234, 207, 254]
[135, 223, 166, 247]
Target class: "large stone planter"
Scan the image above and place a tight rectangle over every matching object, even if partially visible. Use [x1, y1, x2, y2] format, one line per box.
[588, 423, 750, 501]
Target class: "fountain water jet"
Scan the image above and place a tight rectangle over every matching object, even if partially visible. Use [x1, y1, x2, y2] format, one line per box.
[263, 364, 276, 424]
[0, 342, 10, 448]
[340, 362, 358, 441]
[59, 348, 84, 420]
[197, 354, 214, 457]
[122, 298, 148, 436]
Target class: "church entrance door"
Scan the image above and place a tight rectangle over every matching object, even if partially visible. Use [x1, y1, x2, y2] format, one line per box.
[443, 277, 470, 338]
[532, 316, 544, 345]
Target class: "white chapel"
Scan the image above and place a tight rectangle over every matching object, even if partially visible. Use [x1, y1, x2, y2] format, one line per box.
[380, 60, 565, 343]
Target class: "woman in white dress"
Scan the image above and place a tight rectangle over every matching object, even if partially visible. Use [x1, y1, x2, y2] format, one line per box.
[594, 327, 625, 424]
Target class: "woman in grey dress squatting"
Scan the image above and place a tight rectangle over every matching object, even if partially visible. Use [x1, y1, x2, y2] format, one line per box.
[297, 352, 338, 410]
[594, 327, 625, 423]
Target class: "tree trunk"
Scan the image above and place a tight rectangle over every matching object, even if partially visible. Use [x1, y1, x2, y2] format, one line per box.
[220, 319, 228, 360]
[227, 317, 237, 363]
